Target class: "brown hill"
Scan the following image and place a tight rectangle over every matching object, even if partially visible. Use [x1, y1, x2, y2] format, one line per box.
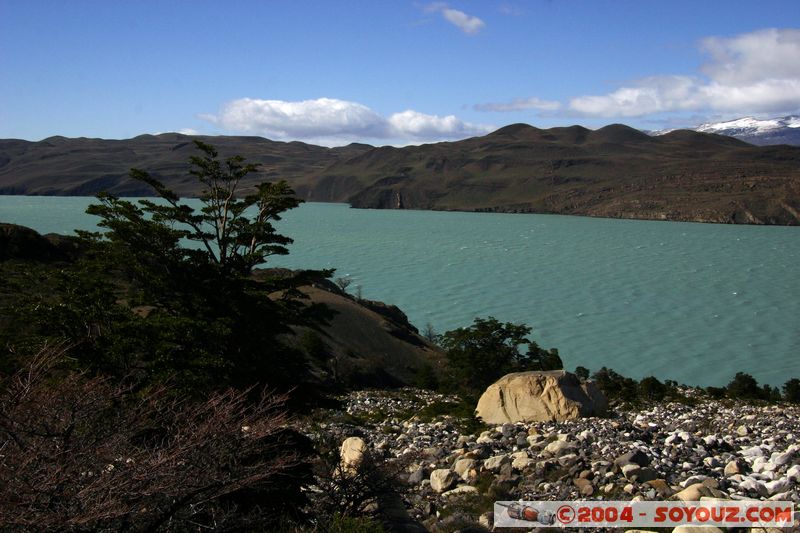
[2, 124, 800, 225]
[0, 134, 371, 197]
[304, 124, 800, 225]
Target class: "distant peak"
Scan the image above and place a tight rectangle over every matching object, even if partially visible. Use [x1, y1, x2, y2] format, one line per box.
[489, 123, 538, 136]
[592, 123, 652, 143]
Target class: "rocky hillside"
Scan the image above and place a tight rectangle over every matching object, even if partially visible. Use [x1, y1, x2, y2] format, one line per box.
[306, 124, 800, 225]
[0, 134, 370, 197]
[0, 224, 442, 390]
[3, 125, 800, 225]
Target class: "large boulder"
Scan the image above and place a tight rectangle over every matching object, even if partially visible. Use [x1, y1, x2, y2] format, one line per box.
[475, 370, 607, 424]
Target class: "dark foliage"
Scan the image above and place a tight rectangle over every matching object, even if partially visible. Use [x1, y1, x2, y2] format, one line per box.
[1, 142, 334, 395]
[439, 316, 562, 396]
[726, 372, 765, 400]
[784, 378, 800, 403]
[0, 345, 312, 532]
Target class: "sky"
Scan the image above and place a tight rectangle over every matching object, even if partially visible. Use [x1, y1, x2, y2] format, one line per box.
[2, 0, 800, 146]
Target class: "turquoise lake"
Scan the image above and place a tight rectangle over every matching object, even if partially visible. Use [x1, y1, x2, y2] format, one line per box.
[1, 196, 798, 387]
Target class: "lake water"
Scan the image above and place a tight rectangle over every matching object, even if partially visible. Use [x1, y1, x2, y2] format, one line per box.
[1, 196, 798, 387]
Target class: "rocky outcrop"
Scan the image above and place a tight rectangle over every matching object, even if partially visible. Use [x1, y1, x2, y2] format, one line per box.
[0, 224, 62, 261]
[475, 370, 607, 424]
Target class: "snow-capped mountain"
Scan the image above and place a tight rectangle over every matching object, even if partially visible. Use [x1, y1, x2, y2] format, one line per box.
[661, 115, 800, 146]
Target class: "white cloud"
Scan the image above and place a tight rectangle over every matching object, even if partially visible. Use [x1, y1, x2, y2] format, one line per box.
[700, 28, 800, 85]
[177, 128, 200, 135]
[474, 96, 562, 112]
[425, 3, 485, 34]
[201, 97, 492, 146]
[200, 97, 386, 140]
[566, 28, 800, 118]
[388, 110, 492, 138]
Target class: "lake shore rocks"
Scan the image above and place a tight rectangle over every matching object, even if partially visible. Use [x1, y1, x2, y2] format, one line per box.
[304, 387, 800, 532]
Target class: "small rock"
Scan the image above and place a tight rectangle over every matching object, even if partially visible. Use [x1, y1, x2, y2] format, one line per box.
[441, 484, 479, 497]
[622, 464, 642, 480]
[615, 449, 650, 467]
[644, 479, 673, 498]
[724, 459, 746, 477]
[407, 467, 425, 485]
[453, 458, 477, 480]
[764, 478, 791, 496]
[738, 477, 768, 497]
[478, 511, 493, 529]
[430, 469, 459, 493]
[544, 439, 575, 456]
[574, 477, 594, 496]
[674, 483, 713, 501]
[484, 455, 510, 472]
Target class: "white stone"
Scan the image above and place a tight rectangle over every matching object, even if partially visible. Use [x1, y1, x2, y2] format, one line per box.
[741, 445, 765, 457]
[622, 464, 641, 480]
[430, 469, 459, 493]
[764, 478, 791, 496]
[483, 455, 510, 472]
[441, 484, 478, 497]
[544, 439, 575, 456]
[511, 451, 534, 470]
[738, 478, 768, 497]
[770, 451, 793, 466]
[453, 458, 477, 480]
[340, 436, 367, 473]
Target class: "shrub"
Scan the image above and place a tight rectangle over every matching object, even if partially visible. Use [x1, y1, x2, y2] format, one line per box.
[783, 378, 800, 403]
[725, 372, 763, 400]
[0, 344, 311, 531]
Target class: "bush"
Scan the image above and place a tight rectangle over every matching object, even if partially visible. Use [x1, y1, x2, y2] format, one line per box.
[439, 316, 560, 395]
[0, 344, 311, 531]
[783, 378, 800, 403]
[639, 376, 667, 401]
[726, 372, 764, 400]
[575, 366, 590, 380]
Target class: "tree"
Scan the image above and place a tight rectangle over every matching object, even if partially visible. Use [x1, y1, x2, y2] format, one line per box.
[57, 142, 335, 393]
[422, 322, 438, 344]
[783, 378, 800, 403]
[575, 366, 590, 380]
[439, 316, 559, 395]
[725, 372, 763, 400]
[639, 376, 667, 401]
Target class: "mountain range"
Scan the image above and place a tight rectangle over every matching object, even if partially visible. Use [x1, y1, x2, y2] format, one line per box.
[1, 123, 799, 225]
[655, 115, 800, 146]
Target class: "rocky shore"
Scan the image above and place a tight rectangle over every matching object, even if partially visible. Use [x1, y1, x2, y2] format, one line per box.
[305, 388, 800, 532]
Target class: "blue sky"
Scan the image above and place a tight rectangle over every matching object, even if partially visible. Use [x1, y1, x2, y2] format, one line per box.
[2, 0, 799, 145]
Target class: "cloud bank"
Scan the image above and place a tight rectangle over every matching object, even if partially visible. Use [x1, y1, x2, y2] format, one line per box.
[571, 28, 800, 118]
[475, 28, 800, 121]
[201, 97, 493, 145]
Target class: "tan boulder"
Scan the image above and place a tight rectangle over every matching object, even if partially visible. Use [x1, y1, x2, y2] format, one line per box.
[340, 436, 367, 474]
[475, 370, 608, 424]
